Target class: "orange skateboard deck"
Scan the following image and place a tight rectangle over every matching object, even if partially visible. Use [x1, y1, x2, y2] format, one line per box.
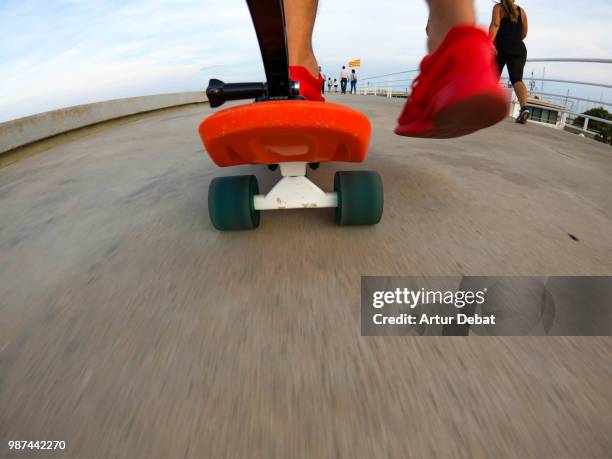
[199, 100, 372, 167]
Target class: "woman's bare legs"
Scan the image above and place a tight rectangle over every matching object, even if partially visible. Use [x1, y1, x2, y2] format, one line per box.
[283, 0, 319, 78]
[426, 0, 475, 52]
[513, 81, 528, 108]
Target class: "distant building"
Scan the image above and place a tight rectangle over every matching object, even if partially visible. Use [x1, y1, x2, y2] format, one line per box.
[510, 93, 567, 128]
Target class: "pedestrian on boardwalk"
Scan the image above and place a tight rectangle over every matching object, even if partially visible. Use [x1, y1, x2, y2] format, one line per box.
[350, 69, 358, 94]
[319, 66, 325, 94]
[340, 66, 349, 94]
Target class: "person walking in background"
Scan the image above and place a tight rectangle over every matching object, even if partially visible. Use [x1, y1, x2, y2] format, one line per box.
[340, 66, 349, 94]
[327, 77, 332, 92]
[350, 69, 358, 94]
[490, 0, 529, 123]
[333, 78, 338, 92]
[319, 66, 325, 94]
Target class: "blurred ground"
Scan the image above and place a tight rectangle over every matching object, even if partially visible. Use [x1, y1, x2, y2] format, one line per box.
[1, 94, 611, 458]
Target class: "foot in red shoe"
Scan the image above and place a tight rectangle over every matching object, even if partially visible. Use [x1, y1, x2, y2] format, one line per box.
[290, 65, 325, 102]
[395, 26, 509, 139]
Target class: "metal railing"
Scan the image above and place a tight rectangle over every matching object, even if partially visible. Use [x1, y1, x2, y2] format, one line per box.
[526, 58, 612, 64]
[516, 89, 612, 107]
[519, 77, 612, 90]
[563, 112, 612, 133]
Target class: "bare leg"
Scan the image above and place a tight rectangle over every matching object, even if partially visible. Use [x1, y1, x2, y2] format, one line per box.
[513, 81, 528, 108]
[283, 0, 319, 78]
[426, 0, 475, 53]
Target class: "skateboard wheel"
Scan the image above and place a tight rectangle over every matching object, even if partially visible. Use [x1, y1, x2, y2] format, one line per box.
[208, 175, 260, 230]
[334, 171, 383, 226]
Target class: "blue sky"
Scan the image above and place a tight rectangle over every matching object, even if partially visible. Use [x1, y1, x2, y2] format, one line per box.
[1, 0, 611, 122]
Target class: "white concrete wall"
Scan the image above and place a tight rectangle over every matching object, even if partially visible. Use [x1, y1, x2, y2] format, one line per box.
[0, 92, 208, 154]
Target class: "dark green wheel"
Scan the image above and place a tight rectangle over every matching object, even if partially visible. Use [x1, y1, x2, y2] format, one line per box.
[208, 175, 260, 230]
[334, 171, 383, 225]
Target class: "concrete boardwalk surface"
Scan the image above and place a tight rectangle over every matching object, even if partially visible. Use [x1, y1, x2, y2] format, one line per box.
[1, 95, 611, 457]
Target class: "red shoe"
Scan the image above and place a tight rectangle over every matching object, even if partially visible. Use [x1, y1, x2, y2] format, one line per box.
[395, 26, 509, 139]
[289, 65, 325, 102]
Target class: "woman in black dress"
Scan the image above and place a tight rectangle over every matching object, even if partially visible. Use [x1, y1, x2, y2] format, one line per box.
[490, 0, 530, 123]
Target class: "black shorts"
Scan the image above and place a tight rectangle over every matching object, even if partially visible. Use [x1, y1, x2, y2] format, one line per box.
[496, 45, 527, 84]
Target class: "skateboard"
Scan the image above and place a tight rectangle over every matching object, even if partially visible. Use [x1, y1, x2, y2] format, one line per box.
[198, 0, 383, 230]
